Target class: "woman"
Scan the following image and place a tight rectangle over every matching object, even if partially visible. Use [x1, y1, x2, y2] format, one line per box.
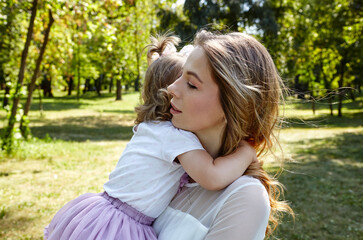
[153, 30, 293, 239]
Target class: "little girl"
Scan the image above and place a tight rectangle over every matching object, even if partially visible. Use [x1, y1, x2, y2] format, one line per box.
[44, 35, 257, 240]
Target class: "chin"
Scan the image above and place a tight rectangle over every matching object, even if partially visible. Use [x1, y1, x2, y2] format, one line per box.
[171, 118, 186, 130]
[171, 118, 179, 128]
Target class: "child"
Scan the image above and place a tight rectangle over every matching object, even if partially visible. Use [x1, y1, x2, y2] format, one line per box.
[44, 35, 257, 240]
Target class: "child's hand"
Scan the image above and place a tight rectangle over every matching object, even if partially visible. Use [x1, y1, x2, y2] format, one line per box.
[238, 140, 258, 163]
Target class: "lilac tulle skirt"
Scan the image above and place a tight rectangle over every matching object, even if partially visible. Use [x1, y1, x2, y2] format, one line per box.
[44, 192, 157, 240]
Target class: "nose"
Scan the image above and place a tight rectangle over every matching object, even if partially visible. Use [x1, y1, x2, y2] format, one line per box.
[167, 79, 179, 98]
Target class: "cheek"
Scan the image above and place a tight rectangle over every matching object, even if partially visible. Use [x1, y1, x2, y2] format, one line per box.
[191, 95, 224, 120]
[188, 96, 208, 114]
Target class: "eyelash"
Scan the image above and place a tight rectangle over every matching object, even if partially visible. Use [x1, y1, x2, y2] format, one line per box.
[187, 82, 197, 89]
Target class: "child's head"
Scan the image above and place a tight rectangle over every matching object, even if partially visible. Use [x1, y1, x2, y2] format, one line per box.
[135, 35, 186, 124]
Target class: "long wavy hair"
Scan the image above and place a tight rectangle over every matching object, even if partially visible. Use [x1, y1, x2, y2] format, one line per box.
[135, 35, 185, 124]
[194, 30, 294, 236]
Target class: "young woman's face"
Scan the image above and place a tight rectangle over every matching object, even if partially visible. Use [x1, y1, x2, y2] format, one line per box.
[167, 46, 225, 136]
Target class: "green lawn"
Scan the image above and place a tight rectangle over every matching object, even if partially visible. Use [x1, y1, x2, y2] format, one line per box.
[0, 91, 362, 239]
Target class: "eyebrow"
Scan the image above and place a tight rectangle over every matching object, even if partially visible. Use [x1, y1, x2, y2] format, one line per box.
[186, 71, 203, 83]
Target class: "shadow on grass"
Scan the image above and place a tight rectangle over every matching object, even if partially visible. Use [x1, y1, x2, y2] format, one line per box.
[19, 91, 137, 112]
[0, 213, 36, 239]
[2, 115, 135, 142]
[29, 99, 86, 111]
[30, 125, 134, 141]
[272, 131, 363, 239]
[103, 109, 135, 114]
[283, 111, 363, 129]
[285, 96, 362, 111]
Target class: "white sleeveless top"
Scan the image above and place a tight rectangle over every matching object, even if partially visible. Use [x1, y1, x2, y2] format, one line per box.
[154, 176, 270, 240]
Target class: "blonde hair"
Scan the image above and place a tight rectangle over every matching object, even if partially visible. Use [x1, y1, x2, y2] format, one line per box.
[194, 30, 293, 236]
[135, 35, 185, 124]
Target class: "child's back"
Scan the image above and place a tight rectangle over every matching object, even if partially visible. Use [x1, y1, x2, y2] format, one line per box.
[104, 121, 203, 218]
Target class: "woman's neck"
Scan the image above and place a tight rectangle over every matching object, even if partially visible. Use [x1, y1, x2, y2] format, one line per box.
[195, 122, 226, 159]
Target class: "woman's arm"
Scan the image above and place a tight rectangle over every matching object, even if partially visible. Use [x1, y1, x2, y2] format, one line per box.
[177, 142, 257, 191]
[205, 184, 270, 240]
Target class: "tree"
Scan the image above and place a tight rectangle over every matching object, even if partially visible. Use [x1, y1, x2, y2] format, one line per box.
[267, 0, 362, 116]
[20, 8, 54, 138]
[2, 0, 38, 150]
[0, 0, 30, 108]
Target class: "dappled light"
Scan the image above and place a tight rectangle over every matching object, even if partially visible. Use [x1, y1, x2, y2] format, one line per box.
[0, 0, 362, 239]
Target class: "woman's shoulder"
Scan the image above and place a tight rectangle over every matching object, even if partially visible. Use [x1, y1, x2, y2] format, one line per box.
[226, 175, 269, 205]
[172, 176, 267, 212]
[215, 175, 269, 211]
[203, 176, 270, 240]
[165, 175, 270, 231]
[227, 175, 265, 192]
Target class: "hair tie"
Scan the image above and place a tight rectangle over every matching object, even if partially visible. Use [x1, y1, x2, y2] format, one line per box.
[179, 45, 194, 57]
[148, 44, 194, 66]
[161, 43, 177, 56]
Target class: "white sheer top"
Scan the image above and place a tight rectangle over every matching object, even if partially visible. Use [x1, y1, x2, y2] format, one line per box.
[153, 176, 270, 240]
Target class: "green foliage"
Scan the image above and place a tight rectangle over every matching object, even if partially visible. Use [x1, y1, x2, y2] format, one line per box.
[1, 0, 362, 145]
[275, 0, 362, 104]
[157, 0, 361, 113]
[1, 0, 177, 151]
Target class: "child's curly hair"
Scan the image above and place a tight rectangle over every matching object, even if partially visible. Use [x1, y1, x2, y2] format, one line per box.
[135, 34, 185, 124]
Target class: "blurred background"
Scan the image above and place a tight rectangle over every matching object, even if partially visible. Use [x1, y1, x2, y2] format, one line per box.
[0, 0, 362, 239]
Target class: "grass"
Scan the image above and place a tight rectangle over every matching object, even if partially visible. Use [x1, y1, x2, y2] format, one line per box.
[0, 90, 362, 239]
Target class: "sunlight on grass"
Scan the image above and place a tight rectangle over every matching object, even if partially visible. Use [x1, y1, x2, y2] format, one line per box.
[0, 138, 128, 239]
[0, 91, 362, 239]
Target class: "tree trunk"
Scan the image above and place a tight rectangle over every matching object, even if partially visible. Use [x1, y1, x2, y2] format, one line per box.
[41, 75, 53, 97]
[2, 82, 10, 108]
[109, 75, 113, 93]
[38, 85, 43, 116]
[320, 57, 333, 116]
[311, 69, 319, 116]
[83, 78, 90, 93]
[349, 85, 355, 101]
[2, 0, 38, 148]
[116, 70, 124, 101]
[311, 94, 316, 115]
[0, 70, 4, 90]
[329, 93, 333, 116]
[133, 6, 140, 92]
[338, 59, 346, 117]
[20, 9, 54, 136]
[96, 74, 103, 96]
[116, 79, 122, 100]
[68, 76, 73, 95]
[76, 36, 81, 101]
[294, 74, 304, 99]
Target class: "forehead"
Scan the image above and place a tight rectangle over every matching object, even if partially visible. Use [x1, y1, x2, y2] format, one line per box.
[184, 46, 215, 83]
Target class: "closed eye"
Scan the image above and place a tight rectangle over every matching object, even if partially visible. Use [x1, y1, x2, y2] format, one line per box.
[187, 82, 197, 89]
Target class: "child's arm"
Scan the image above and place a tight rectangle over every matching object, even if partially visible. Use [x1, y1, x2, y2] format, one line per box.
[177, 141, 257, 191]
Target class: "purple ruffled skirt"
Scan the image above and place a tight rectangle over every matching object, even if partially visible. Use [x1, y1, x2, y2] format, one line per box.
[44, 192, 157, 240]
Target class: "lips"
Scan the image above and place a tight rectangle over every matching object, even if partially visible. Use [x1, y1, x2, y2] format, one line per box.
[170, 102, 182, 114]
